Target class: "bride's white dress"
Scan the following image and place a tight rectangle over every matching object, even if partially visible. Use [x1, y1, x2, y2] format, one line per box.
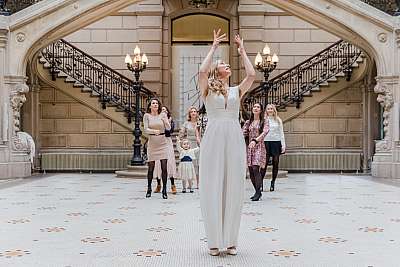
[199, 86, 246, 249]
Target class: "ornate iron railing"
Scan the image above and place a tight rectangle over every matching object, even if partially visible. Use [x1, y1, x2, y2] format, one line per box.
[243, 40, 362, 113]
[198, 40, 362, 133]
[359, 0, 400, 16]
[41, 39, 155, 123]
[0, 0, 43, 15]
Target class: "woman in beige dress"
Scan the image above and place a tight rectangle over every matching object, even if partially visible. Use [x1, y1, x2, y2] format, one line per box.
[153, 106, 177, 194]
[179, 107, 201, 188]
[143, 98, 171, 199]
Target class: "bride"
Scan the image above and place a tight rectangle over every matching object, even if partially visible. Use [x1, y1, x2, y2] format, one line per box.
[198, 29, 255, 256]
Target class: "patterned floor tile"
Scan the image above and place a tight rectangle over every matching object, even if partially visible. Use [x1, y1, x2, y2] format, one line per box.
[0, 173, 399, 267]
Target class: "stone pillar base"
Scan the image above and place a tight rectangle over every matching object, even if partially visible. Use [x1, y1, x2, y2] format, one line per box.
[0, 162, 31, 179]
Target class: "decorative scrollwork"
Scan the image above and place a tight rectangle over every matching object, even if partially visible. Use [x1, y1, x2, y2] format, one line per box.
[375, 82, 394, 141]
[244, 40, 362, 116]
[359, 0, 400, 16]
[41, 39, 155, 120]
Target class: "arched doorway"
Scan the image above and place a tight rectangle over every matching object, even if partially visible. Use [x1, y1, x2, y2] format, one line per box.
[170, 13, 230, 126]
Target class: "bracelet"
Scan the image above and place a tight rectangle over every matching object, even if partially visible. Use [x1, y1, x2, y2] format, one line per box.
[251, 139, 258, 144]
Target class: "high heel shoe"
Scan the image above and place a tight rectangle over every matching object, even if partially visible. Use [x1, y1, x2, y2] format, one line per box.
[162, 189, 168, 199]
[146, 189, 152, 198]
[251, 191, 262, 201]
[250, 192, 257, 200]
[270, 180, 275, 192]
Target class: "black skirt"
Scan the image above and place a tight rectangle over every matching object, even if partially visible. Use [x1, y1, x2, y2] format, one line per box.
[265, 141, 282, 157]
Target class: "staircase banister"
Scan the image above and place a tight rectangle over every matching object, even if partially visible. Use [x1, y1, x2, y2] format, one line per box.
[267, 40, 343, 82]
[56, 39, 155, 96]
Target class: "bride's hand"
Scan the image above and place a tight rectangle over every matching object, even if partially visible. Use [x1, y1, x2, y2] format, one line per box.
[234, 33, 244, 55]
[213, 29, 227, 48]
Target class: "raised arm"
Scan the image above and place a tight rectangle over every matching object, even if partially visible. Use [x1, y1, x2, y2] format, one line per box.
[199, 29, 227, 97]
[235, 34, 256, 98]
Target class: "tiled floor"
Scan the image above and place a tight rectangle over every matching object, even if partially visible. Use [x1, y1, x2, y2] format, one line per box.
[1, 173, 400, 267]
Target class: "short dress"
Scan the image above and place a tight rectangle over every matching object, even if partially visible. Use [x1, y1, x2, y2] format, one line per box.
[153, 119, 177, 178]
[177, 146, 200, 182]
[242, 119, 269, 168]
[179, 121, 200, 175]
[143, 113, 170, 161]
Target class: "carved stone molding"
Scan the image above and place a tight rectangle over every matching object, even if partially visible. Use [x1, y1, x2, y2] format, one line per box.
[10, 83, 29, 135]
[378, 32, 387, 43]
[395, 29, 400, 48]
[0, 29, 8, 48]
[375, 140, 391, 152]
[374, 81, 394, 141]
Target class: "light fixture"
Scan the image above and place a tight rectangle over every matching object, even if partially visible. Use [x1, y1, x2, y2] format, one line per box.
[254, 43, 279, 83]
[188, 0, 216, 8]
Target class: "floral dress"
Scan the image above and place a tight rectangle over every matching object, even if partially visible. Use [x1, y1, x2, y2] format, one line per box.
[242, 119, 269, 168]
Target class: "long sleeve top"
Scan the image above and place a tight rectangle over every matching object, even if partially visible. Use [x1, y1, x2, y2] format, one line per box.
[263, 117, 286, 148]
[242, 119, 269, 142]
[143, 113, 171, 135]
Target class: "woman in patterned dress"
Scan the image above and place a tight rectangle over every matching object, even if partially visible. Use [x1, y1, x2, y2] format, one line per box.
[179, 107, 201, 189]
[242, 103, 269, 201]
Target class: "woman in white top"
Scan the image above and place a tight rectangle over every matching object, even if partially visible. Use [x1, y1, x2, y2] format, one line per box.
[262, 104, 286, 192]
[198, 30, 255, 256]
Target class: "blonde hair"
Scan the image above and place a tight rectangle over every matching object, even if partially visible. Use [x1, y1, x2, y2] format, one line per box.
[186, 106, 198, 121]
[180, 139, 190, 149]
[203, 60, 227, 98]
[266, 104, 282, 124]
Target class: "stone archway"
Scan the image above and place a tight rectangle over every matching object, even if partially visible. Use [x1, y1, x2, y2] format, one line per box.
[2, 0, 398, 178]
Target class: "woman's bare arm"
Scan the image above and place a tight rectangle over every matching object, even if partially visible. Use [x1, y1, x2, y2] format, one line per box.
[199, 29, 227, 96]
[236, 34, 256, 98]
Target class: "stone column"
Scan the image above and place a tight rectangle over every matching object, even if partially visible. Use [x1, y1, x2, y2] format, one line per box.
[371, 76, 399, 178]
[0, 22, 8, 145]
[0, 19, 31, 178]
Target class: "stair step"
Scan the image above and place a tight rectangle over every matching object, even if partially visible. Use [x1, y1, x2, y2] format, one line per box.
[327, 77, 337, 82]
[351, 62, 359, 68]
[319, 81, 329, 86]
[81, 87, 92, 92]
[91, 91, 100, 97]
[43, 62, 51, 68]
[73, 82, 84, 88]
[335, 72, 345, 77]
[64, 77, 76, 83]
[310, 86, 321, 92]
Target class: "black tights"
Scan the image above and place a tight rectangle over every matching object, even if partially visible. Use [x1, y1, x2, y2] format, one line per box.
[156, 177, 174, 186]
[261, 154, 280, 182]
[147, 159, 168, 191]
[248, 165, 263, 193]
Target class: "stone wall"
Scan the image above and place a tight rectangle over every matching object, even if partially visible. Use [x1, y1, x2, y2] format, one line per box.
[65, 0, 164, 96]
[238, 0, 339, 81]
[284, 83, 363, 150]
[38, 82, 133, 150]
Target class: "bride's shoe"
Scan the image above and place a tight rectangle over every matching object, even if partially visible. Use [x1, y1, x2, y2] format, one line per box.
[227, 246, 237, 255]
[209, 248, 220, 256]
